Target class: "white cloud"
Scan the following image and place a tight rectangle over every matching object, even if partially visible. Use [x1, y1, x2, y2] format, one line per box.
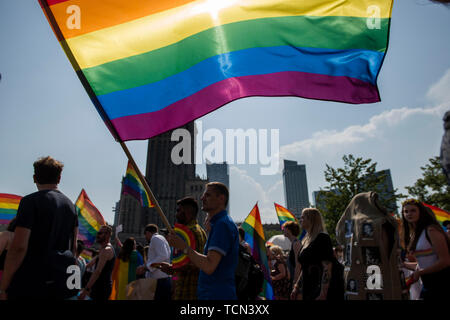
[427, 68, 450, 104]
[280, 103, 448, 162]
[230, 166, 283, 224]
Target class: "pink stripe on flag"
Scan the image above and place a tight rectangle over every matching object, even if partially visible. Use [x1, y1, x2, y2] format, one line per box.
[112, 71, 379, 140]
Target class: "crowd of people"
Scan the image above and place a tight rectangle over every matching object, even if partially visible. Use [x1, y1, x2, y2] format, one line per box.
[0, 156, 449, 300]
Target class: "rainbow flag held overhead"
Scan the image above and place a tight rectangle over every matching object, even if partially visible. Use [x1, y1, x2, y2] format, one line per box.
[422, 203, 450, 226]
[0, 193, 22, 225]
[75, 189, 106, 247]
[122, 161, 154, 207]
[241, 203, 274, 300]
[38, 0, 393, 141]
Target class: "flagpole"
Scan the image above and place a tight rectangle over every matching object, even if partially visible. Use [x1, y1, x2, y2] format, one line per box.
[119, 141, 173, 233]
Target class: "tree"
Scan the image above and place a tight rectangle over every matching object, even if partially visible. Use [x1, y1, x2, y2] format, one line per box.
[405, 156, 450, 212]
[317, 154, 404, 245]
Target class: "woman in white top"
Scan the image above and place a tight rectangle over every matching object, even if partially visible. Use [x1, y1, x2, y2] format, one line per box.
[401, 199, 450, 300]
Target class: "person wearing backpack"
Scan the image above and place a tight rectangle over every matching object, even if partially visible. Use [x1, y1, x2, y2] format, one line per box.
[401, 199, 450, 300]
[0, 156, 78, 300]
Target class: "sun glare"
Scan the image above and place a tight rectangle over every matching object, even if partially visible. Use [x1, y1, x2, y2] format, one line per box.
[192, 0, 238, 19]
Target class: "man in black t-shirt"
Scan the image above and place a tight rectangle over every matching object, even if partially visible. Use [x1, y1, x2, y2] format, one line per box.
[0, 156, 78, 300]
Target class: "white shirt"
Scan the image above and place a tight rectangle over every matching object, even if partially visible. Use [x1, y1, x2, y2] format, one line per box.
[145, 233, 171, 279]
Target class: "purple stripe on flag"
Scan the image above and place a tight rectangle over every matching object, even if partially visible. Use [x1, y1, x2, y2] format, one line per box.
[111, 71, 379, 141]
[123, 185, 142, 203]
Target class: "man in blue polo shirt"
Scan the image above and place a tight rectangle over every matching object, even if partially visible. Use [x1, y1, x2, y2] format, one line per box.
[168, 182, 239, 300]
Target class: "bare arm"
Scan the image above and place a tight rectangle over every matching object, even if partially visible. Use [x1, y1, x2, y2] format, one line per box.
[78, 246, 113, 299]
[0, 232, 8, 256]
[318, 260, 332, 300]
[414, 227, 450, 281]
[167, 232, 222, 275]
[0, 227, 31, 298]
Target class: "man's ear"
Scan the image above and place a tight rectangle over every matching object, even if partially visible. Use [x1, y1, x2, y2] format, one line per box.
[33, 175, 37, 183]
[56, 175, 61, 184]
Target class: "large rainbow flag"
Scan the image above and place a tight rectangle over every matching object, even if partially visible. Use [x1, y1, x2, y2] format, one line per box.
[38, 0, 393, 141]
[241, 203, 274, 300]
[75, 189, 106, 247]
[423, 203, 450, 226]
[122, 161, 154, 207]
[0, 193, 22, 225]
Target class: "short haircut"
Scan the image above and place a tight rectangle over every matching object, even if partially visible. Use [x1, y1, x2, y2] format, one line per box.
[206, 182, 229, 207]
[144, 224, 158, 234]
[33, 156, 64, 184]
[100, 225, 112, 237]
[177, 197, 199, 218]
[283, 220, 300, 237]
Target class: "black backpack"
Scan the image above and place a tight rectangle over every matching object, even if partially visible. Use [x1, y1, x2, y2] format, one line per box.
[235, 244, 264, 300]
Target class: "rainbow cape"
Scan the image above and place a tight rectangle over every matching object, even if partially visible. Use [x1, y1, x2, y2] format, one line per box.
[241, 203, 274, 300]
[75, 189, 106, 247]
[0, 193, 22, 224]
[110, 251, 143, 300]
[38, 0, 393, 141]
[122, 161, 154, 207]
[422, 203, 450, 226]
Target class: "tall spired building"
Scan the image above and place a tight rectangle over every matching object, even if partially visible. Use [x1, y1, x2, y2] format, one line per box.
[143, 122, 197, 228]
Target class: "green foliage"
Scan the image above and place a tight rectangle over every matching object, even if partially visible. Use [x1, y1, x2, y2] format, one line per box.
[317, 154, 404, 245]
[405, 156, 450, 211]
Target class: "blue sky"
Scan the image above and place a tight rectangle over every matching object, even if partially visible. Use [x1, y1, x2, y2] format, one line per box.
[1, 0, 449, 225]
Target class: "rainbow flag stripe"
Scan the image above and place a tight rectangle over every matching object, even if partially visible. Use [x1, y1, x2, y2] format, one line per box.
[38, 0, 393, 141]
[75, 189, 106, 247]
[241, 204, 274, 300]
[0, 193, 22, 224]
[274, 203, 298, 228]
[110, 251, 143, 300]
[423, 203, 450, 226]
[122, 161, 154, 207]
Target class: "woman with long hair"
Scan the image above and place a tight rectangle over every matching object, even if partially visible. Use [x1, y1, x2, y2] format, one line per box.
[110, 237, 144, 300]
[401, 199, 450, 300]
[268, 245, 290, 300]
[294, 208, 344, 300]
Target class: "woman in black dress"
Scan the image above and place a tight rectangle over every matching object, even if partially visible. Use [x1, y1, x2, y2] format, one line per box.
[294, 208, 344, 300]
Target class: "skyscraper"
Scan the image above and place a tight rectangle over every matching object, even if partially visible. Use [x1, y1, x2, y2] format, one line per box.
[283, 160, 310, 219]
[143, 122, 197, 229]
[206, 161, 230, 213]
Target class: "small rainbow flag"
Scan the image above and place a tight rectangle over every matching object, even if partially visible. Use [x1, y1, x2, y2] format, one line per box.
[122, 161, 154, 207]
[422, 203, 450, 226]
[38, 0, 393, 141]
[75, 189, 106, 247]
[274, 203, 298, 228]
[274, 203, 305, 240]
[0, 193, 22, 225]
[241, 203, 274, 300]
